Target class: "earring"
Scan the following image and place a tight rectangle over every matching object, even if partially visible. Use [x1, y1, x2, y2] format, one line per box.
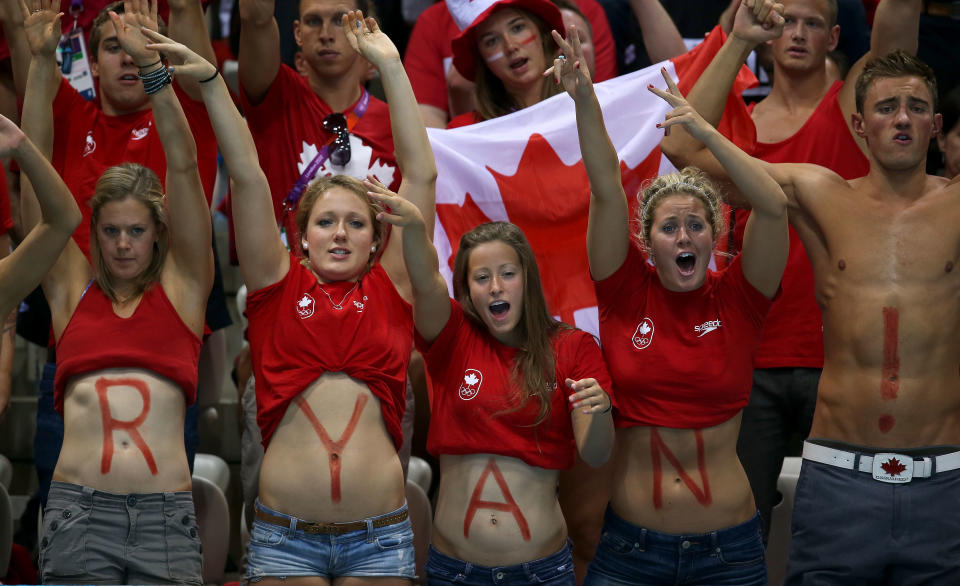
[302, 242, 309, 250]
[370, 245, 377, 253]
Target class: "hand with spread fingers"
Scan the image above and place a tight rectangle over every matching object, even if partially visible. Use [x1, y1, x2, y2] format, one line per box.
[648, 68, 716, 143]
[732, 0, 785, 45]
[545, 25, 593, 100]
[142, 27, 217, 81]
[567, 378, 611, 415]
[342, 10, 400, 68]
[364, 176, 426, 230]
[108, 0, 161, 67]
[19, 0, 62, 57]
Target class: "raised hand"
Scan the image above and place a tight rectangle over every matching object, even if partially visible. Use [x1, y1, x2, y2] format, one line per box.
[364, 176, 425, 230]
[342, 10, 400, 68]
[142, 28, 217, 80]
[0, 114, 27, 158]
[545, 25, 592, 100]
[567, 378, 611, 415]
[648, 67, 716, 142]
[731, 0, 785, 45]
[19, 0, 63, 57]
[108, 0, 161, 66]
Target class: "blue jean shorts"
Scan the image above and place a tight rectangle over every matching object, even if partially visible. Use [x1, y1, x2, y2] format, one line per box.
[245, 500, 417, 581]
[584, 506, 767, 586]
[424, 540, 576, 585]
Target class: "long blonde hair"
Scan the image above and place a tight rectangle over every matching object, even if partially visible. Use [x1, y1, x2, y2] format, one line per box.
[89, 163, 168, 301]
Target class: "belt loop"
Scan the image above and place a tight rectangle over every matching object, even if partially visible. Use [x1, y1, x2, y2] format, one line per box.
[852, 453, 862, 476]
[288, 513, 297, 538]
[366, 518, 375, 542]
[80, 485, 95, 507]
[639, 527, 647, 551]
[709, 530, 719, 550]
[930, 456, 937, 475]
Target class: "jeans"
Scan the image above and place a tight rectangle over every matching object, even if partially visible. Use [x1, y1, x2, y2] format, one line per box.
[584, 507, 768, 585]
[425, 541, 576, 585]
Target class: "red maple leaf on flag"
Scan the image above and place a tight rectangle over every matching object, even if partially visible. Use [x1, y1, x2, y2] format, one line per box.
[881, 457, 907, 476]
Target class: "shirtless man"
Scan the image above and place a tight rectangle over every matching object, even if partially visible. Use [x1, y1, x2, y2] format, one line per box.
[662, 48, 960, 585]
[661, 0, 921, 541]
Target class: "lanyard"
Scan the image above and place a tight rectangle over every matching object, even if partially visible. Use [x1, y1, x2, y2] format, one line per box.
[282, 88, 370, 213]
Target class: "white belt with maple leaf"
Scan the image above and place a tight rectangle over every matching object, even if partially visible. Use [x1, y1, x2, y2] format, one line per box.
[802, 441, 960, 484]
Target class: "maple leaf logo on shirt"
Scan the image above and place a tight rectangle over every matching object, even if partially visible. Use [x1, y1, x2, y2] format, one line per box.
[459, 368, 483, 400]
[881, 457, 907, 476]
[639, 322, 651, 336]
[464, 373, 479, 386]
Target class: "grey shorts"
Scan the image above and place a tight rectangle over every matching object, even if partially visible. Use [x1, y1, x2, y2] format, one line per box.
[786, 441, 960, 585]
[40, 481, 203, 585]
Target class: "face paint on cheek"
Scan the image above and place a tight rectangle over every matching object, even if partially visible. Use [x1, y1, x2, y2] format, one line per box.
[295, 394, 368, 503]
[519, 34, 537, 46]
[485, 51, 505, 63]
[95, 377, 158, 475]
[464, 458, 531, 540]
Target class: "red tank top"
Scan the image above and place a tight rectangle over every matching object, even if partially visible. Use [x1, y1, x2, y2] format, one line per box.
[594, 246, 773, 429]
[245, 256, 413, 449]
[54, 281, 201, 414]
[416, 299, 612, 469]
[735, 81, 870, 369]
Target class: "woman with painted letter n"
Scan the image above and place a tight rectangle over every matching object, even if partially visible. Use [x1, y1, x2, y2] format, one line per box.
[365, 188, 615, 583]
[143, 10, 436, 584]
[555, 24, 788, 585]
[18, 2, 212, 583]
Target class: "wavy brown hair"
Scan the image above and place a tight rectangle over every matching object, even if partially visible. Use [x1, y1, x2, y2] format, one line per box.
[634, 166, 725, 254]
[452, 222, 570, 425]
[474, 9, 562, 121]
[89, 2, 168, 62]
[89, 163, 168, 302]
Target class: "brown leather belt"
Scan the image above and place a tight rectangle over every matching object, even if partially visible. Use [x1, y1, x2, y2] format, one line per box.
[255, 507, 408, 535]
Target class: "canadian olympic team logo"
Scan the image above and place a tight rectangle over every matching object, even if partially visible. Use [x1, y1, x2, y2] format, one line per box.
[459, 369, 483, 400]
[632, 318, 654, 350]
[296, 293, 315, 319]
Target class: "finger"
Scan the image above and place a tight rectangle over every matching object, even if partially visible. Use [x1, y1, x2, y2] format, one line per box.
[647, 83, 681, 105]
[660, 66, 682, 96]
[141, 27, 171, 43]
[150, 0, 158, 24]
[366, 16, 379, 34]
[569, 24, 583, 59]
[375, 211, 406, 226]
[757, 0, 771, 23]
[542, 64, 555, 78]
[553, 56, 563, 85]
[551, 28, 573, 57]
[365, 175, 388, 190]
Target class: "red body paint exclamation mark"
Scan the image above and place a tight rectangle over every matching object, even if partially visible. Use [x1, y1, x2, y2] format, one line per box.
[878, 307, 899, 434]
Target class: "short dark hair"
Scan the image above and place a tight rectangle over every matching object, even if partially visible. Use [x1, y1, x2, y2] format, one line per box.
[89, 2, 168, 62]
[855, 50, 938, 114]
[299, 0, 370, 17]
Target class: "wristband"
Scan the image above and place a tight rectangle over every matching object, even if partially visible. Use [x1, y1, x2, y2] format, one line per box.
[137, 58, 163, 70]
[199, 67, 220, 84]
[138, 65, 173, 95]
[599, 394, 613, 414]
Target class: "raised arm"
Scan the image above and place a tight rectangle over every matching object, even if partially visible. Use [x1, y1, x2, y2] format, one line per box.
[551, 27, 629, 281]
[365, 179, 450, 344]
[17, 0, 91, 332]
[165, 0, 217, 100]
[111, 3, 212, 321]
[0, 0, 39, 98]
[237, 0, 281, 105]
[660, 0, 783, 177]
[343, 12, 437, 302]
[652, 70, 787, 298]
[628, 0, 687, 63]
[143, 27, 287, 292]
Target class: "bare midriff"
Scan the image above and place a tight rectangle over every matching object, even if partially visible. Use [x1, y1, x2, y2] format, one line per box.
[796, 177, 960, 448]
[433, 454, 566, 567]
[259, 372, 405, 522]
[55, 368, 191, 493]
[610, 415, 756, 534]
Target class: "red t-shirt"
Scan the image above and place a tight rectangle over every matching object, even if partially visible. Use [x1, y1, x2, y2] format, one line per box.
[733, 81, 870, 369]
[416, 299, 612, 470]
[51, 77, 219, 260]
[0, 172, 11, 236]
[238, 64, 400, 221]
[54, 281, 202, 415]
[245, 256, 413, 450]
[594, 245, 773, 429]
[404, 0, 617, 116]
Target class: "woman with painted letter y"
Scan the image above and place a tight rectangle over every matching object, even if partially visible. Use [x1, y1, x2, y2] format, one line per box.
[143, 10, 435, 584]
[18, 1, 211, 583]
[366, 181, 614, 582]
[554, 24, 789, 585]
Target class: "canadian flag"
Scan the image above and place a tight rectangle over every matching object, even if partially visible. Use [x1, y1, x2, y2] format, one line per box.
[427, 27, 755, 337]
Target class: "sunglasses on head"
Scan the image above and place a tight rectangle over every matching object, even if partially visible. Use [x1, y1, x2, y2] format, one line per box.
[323, 112, 352, 167]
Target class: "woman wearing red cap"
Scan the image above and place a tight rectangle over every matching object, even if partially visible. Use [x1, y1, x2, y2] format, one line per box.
[446, 0, 566, 127]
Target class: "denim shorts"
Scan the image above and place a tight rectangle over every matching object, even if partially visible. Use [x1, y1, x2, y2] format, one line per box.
[584, 506, 767, 586]
[424, 540, 576, 585]
[40, 481, 202, 585]
[246, 500, 417, 581]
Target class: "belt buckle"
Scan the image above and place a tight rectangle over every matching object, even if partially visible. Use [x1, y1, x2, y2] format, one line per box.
[872, 452, 913, 483]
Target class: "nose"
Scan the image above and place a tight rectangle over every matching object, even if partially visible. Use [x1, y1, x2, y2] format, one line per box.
[121, 50, 136, 66]
[490, 275, 504, 295]
[894, 105, 911, 126]
[791, 21, 806, 41]
[333, 220, 348, 239]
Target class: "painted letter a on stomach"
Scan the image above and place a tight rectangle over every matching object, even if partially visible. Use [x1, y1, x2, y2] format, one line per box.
[463, 458, 531, 540]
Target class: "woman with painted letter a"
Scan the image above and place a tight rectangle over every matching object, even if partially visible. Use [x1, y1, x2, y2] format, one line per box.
[555, 23, 789, 585]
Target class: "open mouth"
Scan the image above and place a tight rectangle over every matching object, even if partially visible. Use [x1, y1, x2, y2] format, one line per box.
[676, 252, 696, 276]
[894, 133, 912, 144]
[119, 73, 139, 82]
[489, 301, 510, 317]
[329, 247, 350, 258]
[509, 57, 529, 71]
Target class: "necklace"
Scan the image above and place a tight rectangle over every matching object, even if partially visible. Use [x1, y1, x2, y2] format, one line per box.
[316, 281, 359, 310]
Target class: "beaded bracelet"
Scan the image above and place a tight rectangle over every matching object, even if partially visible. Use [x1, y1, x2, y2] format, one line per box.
[138, 65, 173, 95]
[198, 67, 220, 84]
